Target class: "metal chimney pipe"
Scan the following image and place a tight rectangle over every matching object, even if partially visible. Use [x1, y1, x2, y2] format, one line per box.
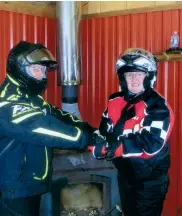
[56, 1, 82, 119]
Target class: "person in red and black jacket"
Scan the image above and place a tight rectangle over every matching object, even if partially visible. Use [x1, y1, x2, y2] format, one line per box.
[88, 48, 174, 216]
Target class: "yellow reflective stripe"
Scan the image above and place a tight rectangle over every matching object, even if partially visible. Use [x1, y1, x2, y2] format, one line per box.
[7, 95, 16, 100]
[33, 127, 81, 141]
[38, 95, 50, 112]
[0, 101, 10, 107]
[43, 101, 48, 106]
[16, 103, 30, 106]
[7, 74, 20, 86]
[0, 83, 9, 97]
[42, 147, 48, 179]
[37, 95, 47, 106]
[60, 110, 81, 123]
[12, 112, 42, 124]
[34, 147, 48, 180]
[47, 104, 51, 113]
[30, 102, 40, 109]
[38, 95, 44, 100]
[7, 94, 19, 101]
[17, 88, 22, 95]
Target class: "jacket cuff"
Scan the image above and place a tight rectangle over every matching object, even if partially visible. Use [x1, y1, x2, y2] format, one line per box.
[114, 143, 123, 157]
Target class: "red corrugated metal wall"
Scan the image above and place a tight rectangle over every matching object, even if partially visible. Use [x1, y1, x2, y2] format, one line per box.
[0, 9, 181, 216]
[80, 10, 182, 216]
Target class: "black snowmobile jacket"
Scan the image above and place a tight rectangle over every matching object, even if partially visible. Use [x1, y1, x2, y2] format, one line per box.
[0, 76, 92, 198]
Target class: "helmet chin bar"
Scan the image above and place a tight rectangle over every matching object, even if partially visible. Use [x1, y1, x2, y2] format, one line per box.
[25, 77, 47, 95]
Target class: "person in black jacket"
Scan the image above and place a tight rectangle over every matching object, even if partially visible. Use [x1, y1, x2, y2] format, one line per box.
[0, 41, 104, 216]
[89, 48, 174, 216]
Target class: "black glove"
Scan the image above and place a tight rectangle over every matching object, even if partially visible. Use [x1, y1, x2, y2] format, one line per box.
[88, 144, 107, 160]
[88, 132, 108, 159]
[88, 137, 123, 160]
[99, 117, 119, 146]
[89, 133, 106, 146]
[88, 134, 108, 160]
[99, 117, 114, 136]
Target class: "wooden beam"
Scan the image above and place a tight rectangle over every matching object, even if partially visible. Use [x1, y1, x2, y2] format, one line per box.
[0, 1, 56, 19]
[1, 1, 182, 20]
[82, 2, 182, 20]
[154, 53, 182, 62]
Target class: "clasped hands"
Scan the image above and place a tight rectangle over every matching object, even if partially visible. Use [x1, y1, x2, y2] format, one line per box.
[88, 132, 123, 160]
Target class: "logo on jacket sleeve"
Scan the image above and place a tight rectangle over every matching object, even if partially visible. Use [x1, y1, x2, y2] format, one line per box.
[12, 105, 34, 117]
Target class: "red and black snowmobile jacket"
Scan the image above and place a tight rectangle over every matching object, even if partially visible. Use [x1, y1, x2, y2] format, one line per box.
[99, 89, 174, 181]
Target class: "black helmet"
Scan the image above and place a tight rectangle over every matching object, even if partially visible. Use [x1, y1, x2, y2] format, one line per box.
[7, 40, 58, 95]
[116, 48, 158, 92]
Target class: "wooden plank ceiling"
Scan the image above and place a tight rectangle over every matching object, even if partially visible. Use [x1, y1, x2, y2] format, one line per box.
[0, 1, 182, 19]
[0, 1, 56, 18]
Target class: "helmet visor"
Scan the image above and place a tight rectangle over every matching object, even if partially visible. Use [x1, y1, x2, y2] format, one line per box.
[123, 48, 154, 59]
[120, 48, 157, 73]
[26, 48, 57, 70]
[25, 65, 47, 81]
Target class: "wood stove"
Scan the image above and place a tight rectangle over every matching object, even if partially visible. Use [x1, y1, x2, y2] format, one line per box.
[47, 150, 121, 216]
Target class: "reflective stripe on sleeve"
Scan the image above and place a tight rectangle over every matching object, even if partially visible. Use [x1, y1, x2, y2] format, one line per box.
[0, 101, 10, 107]
[12, 112, 42, 124]
[60, 110, 81, 123]
[32, 127, 81, 141]
[34, 146, 48, 180]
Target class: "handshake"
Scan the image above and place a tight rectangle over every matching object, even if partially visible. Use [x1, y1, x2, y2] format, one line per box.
[87, 132, 123, 160]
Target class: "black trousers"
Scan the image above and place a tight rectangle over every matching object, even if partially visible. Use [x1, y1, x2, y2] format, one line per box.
[0, 194, 41, 216]
[117, 173, 169, 216]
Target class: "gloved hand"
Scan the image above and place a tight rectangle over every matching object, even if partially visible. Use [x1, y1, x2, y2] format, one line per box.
[88, 140, 123, 160]
[99, 117, 118, 145]
[88, 133, 123, 160]
[106, 141, 123, 161]
[88, 132, 106, 146]
[88, 132, 108, 159]
[99, 117, 114, 136]
[88, 143, 107, 160]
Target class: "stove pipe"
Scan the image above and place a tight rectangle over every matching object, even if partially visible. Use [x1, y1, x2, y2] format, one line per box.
[56, 1, 82, 119]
